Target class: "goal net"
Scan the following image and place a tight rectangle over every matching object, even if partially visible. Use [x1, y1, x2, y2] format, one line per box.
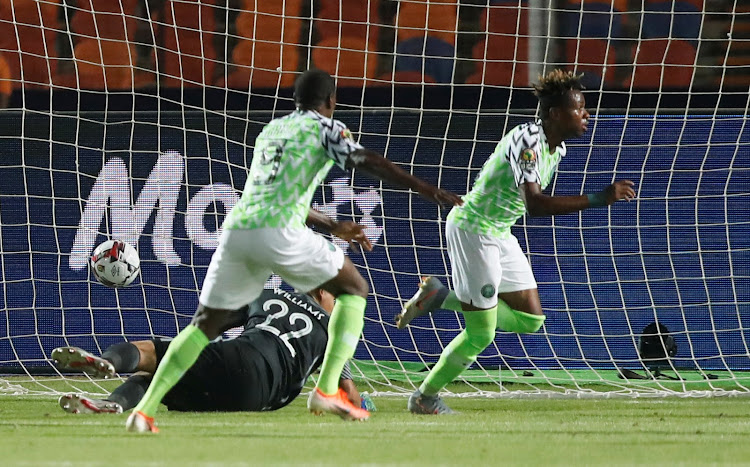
[1, 0, 748, 398]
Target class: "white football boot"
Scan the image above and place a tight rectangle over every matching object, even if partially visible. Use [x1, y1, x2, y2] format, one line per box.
[58, 393, 123, 414]
[51, 346, 115, 378]
[125, 411, 159, 433]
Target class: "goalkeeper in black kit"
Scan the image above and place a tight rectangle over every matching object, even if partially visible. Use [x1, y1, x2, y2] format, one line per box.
[51, 287, 369, 419]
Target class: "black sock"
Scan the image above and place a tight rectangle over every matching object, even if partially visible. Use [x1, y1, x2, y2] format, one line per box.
[101, 342, 141, 373]
[106, 374, 150, 411]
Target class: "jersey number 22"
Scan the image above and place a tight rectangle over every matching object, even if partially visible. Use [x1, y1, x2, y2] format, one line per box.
[256, 298, 313, 357]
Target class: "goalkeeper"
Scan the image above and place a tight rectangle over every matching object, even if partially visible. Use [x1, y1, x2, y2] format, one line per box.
[395, 70, 636, 414]
[52, 286, 373, 417]
[125, 69, 462, 432]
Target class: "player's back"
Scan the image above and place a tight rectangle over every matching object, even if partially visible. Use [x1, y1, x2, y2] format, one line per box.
[223, 110, 340, 230]
[240, 288, 330, 409]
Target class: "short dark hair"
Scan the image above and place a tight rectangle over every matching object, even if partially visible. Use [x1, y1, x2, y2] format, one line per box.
[294, 69, 336, 109]
[533, 69, 585, 118]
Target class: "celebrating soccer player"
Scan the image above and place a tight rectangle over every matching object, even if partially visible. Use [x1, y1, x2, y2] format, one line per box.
[125, 69, 462, 432]
[395, 70, 636, 414]
[52, 287, 367, 419]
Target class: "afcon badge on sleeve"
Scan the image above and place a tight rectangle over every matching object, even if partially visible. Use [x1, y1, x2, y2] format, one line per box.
[519, 148, 537, 171]
[340, 128, 353, 141]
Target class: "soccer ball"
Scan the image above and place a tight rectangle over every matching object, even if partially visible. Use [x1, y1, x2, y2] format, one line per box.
[90, 240, 141, 288]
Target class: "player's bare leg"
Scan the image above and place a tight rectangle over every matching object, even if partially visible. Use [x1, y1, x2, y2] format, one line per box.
[498, 289, 543, 316]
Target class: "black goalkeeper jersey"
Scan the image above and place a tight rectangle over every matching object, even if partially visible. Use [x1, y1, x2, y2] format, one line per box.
[157, 288, 351, 412]
[240, 288, 330, 409]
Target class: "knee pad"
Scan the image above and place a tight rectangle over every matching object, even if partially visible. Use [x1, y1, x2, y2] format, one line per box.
[497, 307, 545, 334]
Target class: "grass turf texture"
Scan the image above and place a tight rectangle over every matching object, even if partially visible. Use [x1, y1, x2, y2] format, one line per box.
[2, 392, 750, 465]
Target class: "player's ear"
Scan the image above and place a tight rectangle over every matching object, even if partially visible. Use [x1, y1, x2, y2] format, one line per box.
[326, 93, 336, 111]
[307, 287, 324, 304]
[315, 289, 336, 313]
[548, 106, 560, 121]
[309, 288, 320, 301]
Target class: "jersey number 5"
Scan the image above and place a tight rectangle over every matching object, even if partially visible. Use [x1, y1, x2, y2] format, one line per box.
[256, 299, 313, 357]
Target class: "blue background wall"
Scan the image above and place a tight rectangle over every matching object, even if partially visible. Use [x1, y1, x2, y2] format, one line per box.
[1, 110, 748, 371]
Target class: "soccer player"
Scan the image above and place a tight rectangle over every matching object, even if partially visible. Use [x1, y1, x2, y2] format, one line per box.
[395, 70, 636, 414]
[52, 287, 365, 418]
[126, 69, 463, 432]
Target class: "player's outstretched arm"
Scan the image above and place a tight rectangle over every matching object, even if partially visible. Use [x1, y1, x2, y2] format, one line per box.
[346, 148, 463, 209]
[306, 208, 373, 251]
[520, 180, 635, 217]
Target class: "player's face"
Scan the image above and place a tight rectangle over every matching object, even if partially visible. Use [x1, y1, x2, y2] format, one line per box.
[559, 90, 589, 139]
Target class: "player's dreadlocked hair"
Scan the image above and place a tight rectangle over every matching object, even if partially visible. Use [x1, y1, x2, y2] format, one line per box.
[294, 69, 336, 110]
[533, 70, 585, 118]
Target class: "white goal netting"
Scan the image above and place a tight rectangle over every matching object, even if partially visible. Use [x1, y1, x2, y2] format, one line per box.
[1, 0, 748, 398]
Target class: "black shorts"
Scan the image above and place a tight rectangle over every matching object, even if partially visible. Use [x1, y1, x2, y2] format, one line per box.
[152, 333, 284, 412]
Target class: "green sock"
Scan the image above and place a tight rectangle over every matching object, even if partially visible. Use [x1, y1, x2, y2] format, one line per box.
[440, 290, 462, 312]
[317, 294, 366, 395]
[419, 307, 497, 396]
[496, 299, 546, 334]
[132, 324, 209, 417]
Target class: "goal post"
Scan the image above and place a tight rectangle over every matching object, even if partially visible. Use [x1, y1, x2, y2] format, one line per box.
[1, 0, 749, 398]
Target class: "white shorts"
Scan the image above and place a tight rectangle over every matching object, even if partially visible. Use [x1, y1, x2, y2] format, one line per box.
[446, 221, 537, 309]
[199, 227, 345, 310]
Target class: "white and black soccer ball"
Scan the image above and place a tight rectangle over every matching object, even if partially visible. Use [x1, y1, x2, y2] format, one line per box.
[90, 240, 140, 288]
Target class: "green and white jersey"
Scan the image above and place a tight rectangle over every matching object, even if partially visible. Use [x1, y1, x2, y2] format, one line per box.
[223, 109, 363, 230]
[448, 120, 566, 238]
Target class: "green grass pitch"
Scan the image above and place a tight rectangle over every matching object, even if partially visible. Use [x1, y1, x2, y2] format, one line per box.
[2, 392, 750, 465]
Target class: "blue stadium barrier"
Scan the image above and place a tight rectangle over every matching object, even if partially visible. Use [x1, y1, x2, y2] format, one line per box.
[0, 111, 748, 371]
